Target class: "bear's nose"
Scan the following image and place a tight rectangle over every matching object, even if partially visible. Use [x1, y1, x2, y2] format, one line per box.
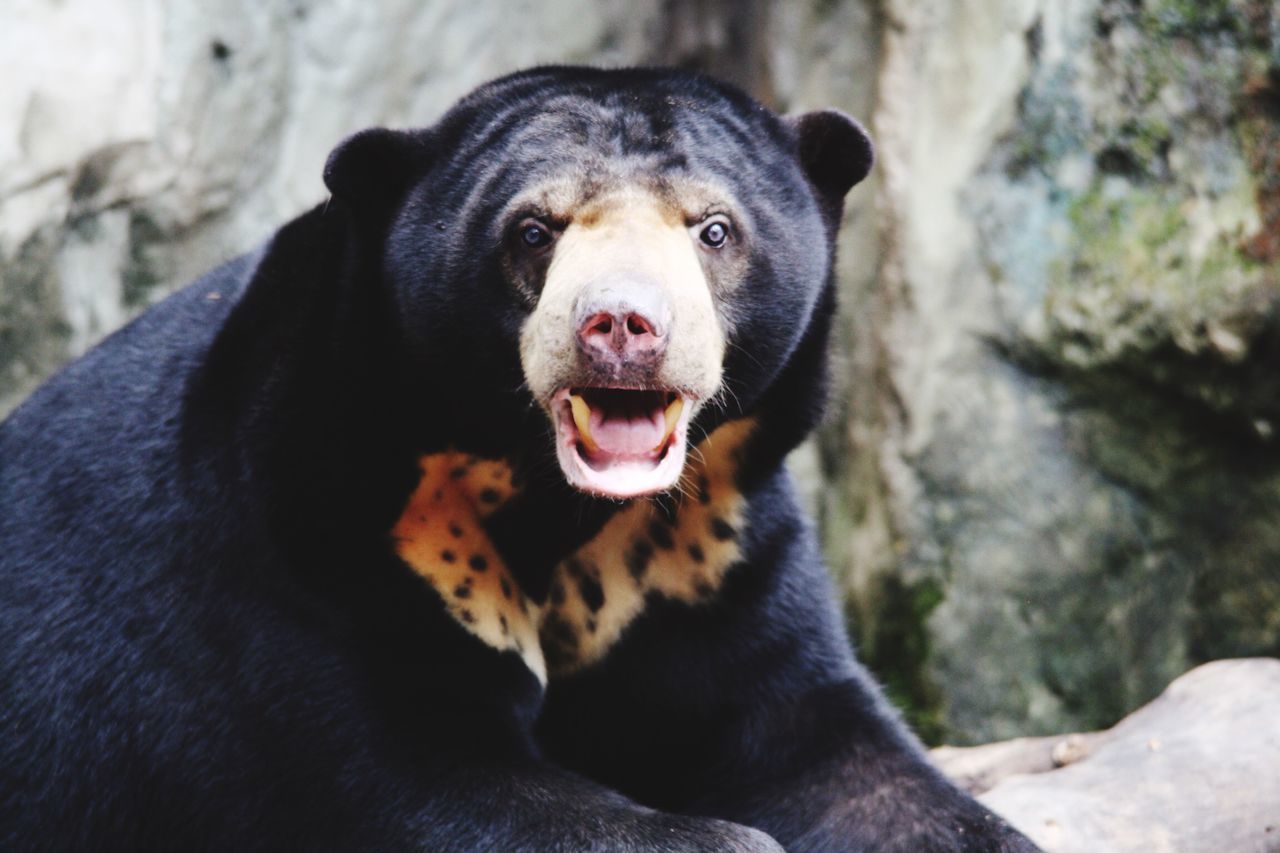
[575, 286, 670, 369]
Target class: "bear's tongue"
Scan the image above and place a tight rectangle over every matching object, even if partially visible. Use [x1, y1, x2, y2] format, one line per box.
[568, 389, 682, 462]
[588, 405, 665, 457]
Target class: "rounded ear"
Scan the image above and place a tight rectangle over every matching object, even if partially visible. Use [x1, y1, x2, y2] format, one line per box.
[322, 127, 433, 217]
[785, 109, 874, 217]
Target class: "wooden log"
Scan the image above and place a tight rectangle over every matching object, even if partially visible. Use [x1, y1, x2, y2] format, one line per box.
[931, 659, 1280, 851]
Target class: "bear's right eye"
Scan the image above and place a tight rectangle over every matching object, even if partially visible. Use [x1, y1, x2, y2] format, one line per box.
[519, 220, 554, 251]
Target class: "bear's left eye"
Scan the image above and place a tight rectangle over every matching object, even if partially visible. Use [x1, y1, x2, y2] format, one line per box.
[698, 218, 731, 249]
[519, 220, 554, 251]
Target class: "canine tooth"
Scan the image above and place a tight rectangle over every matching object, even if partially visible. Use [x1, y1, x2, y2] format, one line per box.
[569, 394, 599, 453]
[655, 397, 684, 451]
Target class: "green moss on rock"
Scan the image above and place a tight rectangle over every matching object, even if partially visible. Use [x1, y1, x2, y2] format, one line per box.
[961, 0, 1280, 738]
[849, 573, 948, 745]
[0, 228, 72, 415]
[1021, 0, 1280, 428]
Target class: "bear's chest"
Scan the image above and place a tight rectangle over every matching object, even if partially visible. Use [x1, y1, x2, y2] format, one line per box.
[391, 419, 753, 683]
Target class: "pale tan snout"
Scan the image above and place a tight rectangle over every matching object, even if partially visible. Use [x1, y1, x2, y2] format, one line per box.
[518, 192, 727, 497]
[519, 195, 725, 406]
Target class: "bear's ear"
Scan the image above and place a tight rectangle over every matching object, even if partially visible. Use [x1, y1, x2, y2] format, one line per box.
[323, 128, 433, 218]
[785, 110, 874, 215]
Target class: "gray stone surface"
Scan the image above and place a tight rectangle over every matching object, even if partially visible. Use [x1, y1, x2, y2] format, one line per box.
[933, 659, 1280, 852]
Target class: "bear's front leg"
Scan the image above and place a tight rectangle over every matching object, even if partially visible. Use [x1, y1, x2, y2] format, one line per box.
[382, 759, 783, 851]
[335, 589, 782, 851]
[684, 681, 1039, 852]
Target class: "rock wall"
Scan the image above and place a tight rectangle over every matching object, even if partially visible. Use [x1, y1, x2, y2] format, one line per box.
[3, 0, 1276, 744]
[842, 0, 1280, 744]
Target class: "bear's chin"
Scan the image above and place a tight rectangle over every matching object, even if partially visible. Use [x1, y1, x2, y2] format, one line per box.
[550, 387, 694, 499]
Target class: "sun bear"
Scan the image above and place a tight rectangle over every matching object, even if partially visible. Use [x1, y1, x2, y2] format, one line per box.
[0, 67, 1034, 851]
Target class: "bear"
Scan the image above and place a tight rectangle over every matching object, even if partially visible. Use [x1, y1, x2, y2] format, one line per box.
[0, 67, 1035, 851]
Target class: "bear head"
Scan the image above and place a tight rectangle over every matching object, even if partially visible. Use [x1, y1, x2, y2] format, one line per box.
[323, 67, 872, 500]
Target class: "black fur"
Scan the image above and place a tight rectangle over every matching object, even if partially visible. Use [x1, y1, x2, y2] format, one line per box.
[0, 67, 1034, 851]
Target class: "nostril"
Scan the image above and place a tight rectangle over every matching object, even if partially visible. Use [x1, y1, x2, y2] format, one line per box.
[625, 313, 659, 338]
[579, 313, 619, 351]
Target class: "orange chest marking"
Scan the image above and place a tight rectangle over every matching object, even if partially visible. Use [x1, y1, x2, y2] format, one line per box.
[538, 418, 753, 675]
[390, 419, 754, 683]
[391, 455, 545, 681]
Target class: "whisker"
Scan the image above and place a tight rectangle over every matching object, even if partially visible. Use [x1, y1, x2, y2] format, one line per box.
[686, 443, 708, 467]
[726, 339, 765, 370]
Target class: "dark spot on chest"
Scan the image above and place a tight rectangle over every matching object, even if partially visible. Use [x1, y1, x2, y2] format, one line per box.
[441, 549, 457, 563]
[576, 573, 605, 612]
[550, 581, 566, 606]
[563, 558, 604, 611]
[541, 611, 580, 669]
[469, 555, 489, 572]
[449, 523, 464, 538]
[500, 577, 513, 599]
[687, 542, 705, 563]
[454, 584, 472, 599]
[449, 466, 467, 480]
[626, 538, 654, 580]
[546, 614, 577, 647]
[479, 488, 501, 504]
[698, 475, 712, 505]
[710, 517, 736, 541]
[648, 519, 675, 550]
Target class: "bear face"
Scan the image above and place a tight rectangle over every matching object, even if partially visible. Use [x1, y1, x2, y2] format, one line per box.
[324, 67, 871, 499]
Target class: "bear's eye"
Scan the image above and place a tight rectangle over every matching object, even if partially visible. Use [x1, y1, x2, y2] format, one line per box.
[698, 218, 730, 249]
[519, 220, 554, 251]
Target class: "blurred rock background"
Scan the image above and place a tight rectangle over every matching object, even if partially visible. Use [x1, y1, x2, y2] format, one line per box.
[4, 0, 1277, 745]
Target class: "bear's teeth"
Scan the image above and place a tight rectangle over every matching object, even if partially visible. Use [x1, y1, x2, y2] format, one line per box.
[568, 394, 600, 453]
[655, 397, 684, 451]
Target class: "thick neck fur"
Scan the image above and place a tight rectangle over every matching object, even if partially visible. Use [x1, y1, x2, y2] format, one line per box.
[183, 205, 417, 555]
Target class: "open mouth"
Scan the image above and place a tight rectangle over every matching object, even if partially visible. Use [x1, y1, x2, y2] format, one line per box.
[552, 387, 693, 499]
